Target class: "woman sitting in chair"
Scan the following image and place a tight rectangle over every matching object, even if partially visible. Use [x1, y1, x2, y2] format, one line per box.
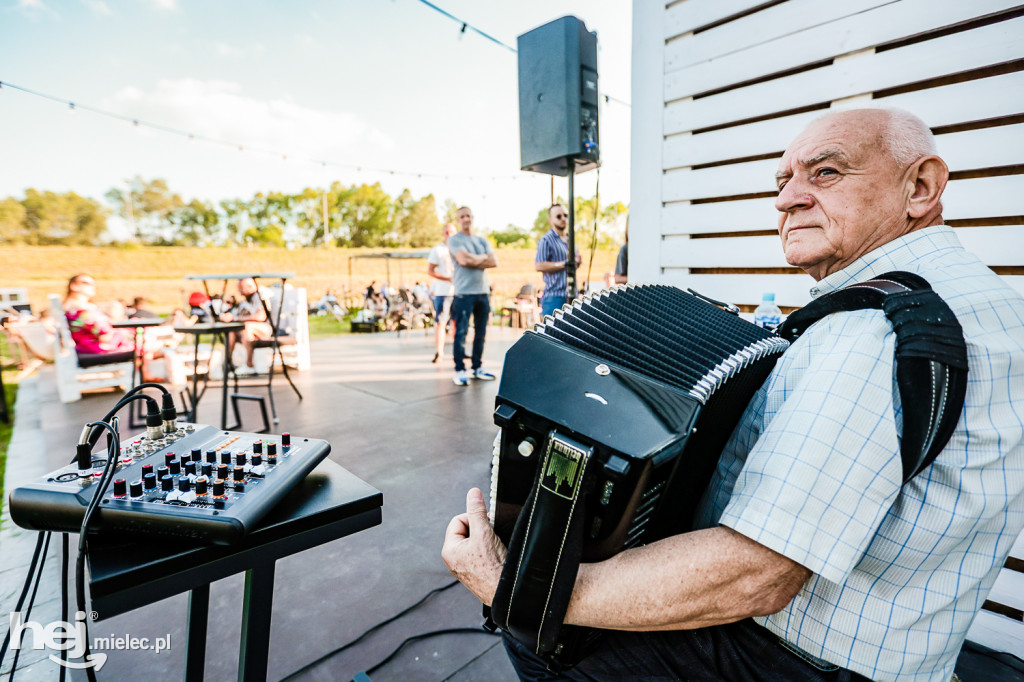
[219, 277, 273, 375]
[63, 273, 169, 381]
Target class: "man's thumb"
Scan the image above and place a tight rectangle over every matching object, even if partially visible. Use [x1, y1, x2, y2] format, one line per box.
[466, 487, 489, 525]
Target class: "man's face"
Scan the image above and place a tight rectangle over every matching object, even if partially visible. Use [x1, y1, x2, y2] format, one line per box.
[443, 222, 457, 242]
[239, 278, 257, 296]
[548, 205, 568, 232]
[456, 208, 473, 232]
[774, 112, 909, 281]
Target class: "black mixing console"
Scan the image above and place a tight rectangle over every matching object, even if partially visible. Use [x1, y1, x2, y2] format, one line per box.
[9, 423, 331, 544]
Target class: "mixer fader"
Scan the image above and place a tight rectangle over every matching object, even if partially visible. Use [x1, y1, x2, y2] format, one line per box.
[10, 423, 331, 544]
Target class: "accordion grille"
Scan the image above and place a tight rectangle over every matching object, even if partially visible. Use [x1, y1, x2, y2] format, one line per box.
[534, 284, 789, 403]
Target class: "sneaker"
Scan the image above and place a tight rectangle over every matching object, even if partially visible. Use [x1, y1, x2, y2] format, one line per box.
[235, 365, 257, 376]
[452, 370, 469, 386]
[472, 369, 496, 381]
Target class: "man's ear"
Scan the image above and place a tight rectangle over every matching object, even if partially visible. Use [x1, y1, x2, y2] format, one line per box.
[906, 155, 948, 219]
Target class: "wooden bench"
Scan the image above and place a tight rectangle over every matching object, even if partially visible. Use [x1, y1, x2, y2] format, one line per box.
[48, 294, 132, 403]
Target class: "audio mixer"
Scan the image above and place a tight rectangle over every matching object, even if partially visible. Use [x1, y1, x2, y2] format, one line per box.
[9, 423, 331, 544]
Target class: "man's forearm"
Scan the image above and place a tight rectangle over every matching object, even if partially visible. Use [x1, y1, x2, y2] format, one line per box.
[535, 260, 566, 274]
[565, 526, 810, 631]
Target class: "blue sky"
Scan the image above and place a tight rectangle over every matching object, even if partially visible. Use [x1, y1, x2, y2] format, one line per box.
[0, 0, 631, 239]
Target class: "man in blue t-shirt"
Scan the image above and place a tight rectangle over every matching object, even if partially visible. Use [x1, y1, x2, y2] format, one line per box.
[534, 203, 582, 317]
[447, 206, 498, 386]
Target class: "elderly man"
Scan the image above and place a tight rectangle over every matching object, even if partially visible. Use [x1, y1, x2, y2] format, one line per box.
[442, 109, 1024, 681]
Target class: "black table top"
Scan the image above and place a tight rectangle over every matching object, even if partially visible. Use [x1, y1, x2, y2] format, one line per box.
[87, 459, 383, 620]
[113, 318, 165, 328]
[185, 273, 295, 281]
[174, 322, 245, 334]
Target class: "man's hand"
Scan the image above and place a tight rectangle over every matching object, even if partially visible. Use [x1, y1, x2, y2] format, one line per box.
[441, 488, 507, 606]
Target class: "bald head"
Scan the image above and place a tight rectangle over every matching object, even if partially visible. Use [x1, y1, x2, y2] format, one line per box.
[774, 108, 949, 281]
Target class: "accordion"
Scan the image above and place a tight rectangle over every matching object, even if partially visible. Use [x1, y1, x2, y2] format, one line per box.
[486, 284, 789, 666]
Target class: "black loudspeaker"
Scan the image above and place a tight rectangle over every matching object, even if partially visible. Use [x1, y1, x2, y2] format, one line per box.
[518, 16, 600, 177]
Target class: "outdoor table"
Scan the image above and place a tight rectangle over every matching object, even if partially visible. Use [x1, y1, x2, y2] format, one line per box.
[112, 318, 167, 428]
[87, 458, 383, 682]
[185, 273, 303, 419]
[174, 322, 244, 429]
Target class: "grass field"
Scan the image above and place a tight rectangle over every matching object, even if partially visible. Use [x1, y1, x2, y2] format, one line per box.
[0, 245, 618, 314]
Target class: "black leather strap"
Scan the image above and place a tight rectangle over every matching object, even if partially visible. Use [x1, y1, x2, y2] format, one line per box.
[490, 432, 594, 655]
[777, 271, 968, 482]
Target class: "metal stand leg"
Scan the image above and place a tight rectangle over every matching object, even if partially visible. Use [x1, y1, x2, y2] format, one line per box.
[184, 584, 209, 682]
[238, 561, 275, 682]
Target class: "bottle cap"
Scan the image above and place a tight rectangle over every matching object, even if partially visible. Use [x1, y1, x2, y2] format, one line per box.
[762, 292, 775, 302]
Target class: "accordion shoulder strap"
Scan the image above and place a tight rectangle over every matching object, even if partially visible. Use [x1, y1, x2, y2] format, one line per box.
[776, 271, 968, 483]
[489, 433, 594, 657]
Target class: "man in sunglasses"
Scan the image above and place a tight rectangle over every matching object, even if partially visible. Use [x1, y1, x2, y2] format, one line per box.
[535, 203, 582, 317]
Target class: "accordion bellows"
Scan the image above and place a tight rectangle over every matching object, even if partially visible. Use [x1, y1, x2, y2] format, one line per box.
[488, 284, 788, 662]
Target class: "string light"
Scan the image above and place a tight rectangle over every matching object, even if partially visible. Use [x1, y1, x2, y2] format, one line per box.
[0, 78, 526, 182]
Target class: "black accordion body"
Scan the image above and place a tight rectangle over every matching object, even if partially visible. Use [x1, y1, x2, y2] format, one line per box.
[487, 284, 789, 665]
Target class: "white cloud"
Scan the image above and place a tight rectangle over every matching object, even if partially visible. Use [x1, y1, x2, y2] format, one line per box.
[15, 0, 59, 18]
[102, 78, 394, 161]
[80, 0, 112, 15]
[146, 0, 177, 10]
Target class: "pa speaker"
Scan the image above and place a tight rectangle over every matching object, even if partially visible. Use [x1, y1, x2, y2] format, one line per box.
[518, 16, 600, 177]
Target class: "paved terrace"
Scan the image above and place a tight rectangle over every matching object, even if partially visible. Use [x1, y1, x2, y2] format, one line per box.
[1, 327, 525, 681]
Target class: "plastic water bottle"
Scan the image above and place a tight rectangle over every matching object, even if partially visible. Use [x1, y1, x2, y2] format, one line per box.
[753, 292, 782, 330]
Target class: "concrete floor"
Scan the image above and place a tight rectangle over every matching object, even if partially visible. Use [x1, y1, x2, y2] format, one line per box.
[1, 326, 524, 682]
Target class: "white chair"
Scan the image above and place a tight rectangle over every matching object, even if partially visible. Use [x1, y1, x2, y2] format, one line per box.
[48, 294, 133, 403]
[251, 285, 311, 372]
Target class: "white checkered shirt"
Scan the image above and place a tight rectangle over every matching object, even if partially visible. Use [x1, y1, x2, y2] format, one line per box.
[696, 225, 1024, 681]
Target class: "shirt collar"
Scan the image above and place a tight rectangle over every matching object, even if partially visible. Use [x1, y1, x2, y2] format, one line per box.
[808, 225, 961, 299]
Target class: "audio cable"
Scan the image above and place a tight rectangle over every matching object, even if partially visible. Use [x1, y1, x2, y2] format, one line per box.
[279, 579, 498, 681]
[0, 531, 52, 681]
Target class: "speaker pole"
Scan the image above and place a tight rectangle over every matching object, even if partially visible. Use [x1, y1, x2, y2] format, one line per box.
[566, 160, 577, 299]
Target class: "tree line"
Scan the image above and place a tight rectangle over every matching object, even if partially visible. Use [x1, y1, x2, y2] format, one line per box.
[0, 176, 627, 249]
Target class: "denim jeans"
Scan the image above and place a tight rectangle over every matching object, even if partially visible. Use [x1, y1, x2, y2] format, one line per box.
[502, 619, 872, 681]
[451, 294, 490, 371]
[541, 295, 568, 318]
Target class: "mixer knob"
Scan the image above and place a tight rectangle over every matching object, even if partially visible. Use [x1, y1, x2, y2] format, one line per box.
[206, 450, 217, 463]
[234, 481, 246, 493]
[156, 465, 169, 481]
[112, 479, 127, 497]
[195, 476, 209, 495]
[235, 452, 247, 466]
[143, 473, 157, 490]
[164, 452, 176, 467]
[267, 442, 278, 457]
[252, 441, 263, 454]
[267, 454, 277, 465]
[233, 466, 245, 482]
[201, 463, 213, 477]
[185, 461, 197, 476]
[160, 475, 174, 492]
[141, 463, 154, 477]
[168, 460, 181, 475]
[281, 433, 290, 448]
[217, 464, 229, 481]
[178, 478, 191, 492]
[212, 479, 225, 497]
[221, 451, 232, 465]
[191, 448, 201, 461]
[251, 454, 262, 466]
[129, 480, 143, 497]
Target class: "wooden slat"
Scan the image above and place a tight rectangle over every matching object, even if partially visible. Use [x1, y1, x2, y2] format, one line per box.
[664, 0, 1021, 100]
[664, 17, 1024, 133]
[663, 128, 1024, 204]
[663, 227, 1024, 270]
[664, 0, 770, 40]
[967, 610, 1024, 659]
[662, 176, 1024, 235]
[665, 72, 1024, 166]
[666, 0, 890, 73]
[987, 568, 1024, 612]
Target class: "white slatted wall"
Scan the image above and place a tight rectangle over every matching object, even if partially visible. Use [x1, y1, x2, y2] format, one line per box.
[630, 0, 1024, 310]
